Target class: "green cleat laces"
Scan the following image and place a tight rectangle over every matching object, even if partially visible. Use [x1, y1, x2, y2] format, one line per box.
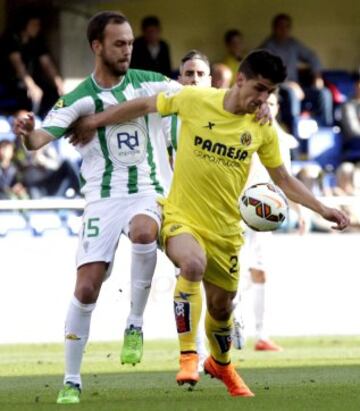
[56, 382, 81, 404]
[120, 326, 143, 366]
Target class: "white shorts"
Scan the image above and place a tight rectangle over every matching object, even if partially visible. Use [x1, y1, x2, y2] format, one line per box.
[241, 228, 272, 272]
[76, 195, 162, 277]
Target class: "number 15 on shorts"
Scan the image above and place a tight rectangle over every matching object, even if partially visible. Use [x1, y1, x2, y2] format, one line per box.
[83, 217, 100, 237]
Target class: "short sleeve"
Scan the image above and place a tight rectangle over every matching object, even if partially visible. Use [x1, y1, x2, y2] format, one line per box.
[257, 126, 283, 168]
[156, 87, 191, 117]
[41, 96, 95, 139]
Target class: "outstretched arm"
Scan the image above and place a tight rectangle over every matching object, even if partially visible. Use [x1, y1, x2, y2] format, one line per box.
[69, 96, 158, 145]
[15, 112, 53, 150]
[267, 164, 349, 231]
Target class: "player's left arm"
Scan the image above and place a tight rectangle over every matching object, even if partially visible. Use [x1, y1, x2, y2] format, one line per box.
[267, 164, 349, 231]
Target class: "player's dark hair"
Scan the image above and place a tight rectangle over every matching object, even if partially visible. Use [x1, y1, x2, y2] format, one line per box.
[181, 49, 210, 69]
[87, 11, 129, 47]
[141, 16, 161, 30]
[272, 13, 292, 29]
[239, 49, 287, 84]
[224, 29, 242, 45]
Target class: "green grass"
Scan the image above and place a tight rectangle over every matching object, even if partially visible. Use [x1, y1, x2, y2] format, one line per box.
[1, 337, 360, 411]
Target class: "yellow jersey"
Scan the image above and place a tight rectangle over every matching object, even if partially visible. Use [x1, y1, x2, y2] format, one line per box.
[156, 86, 283, 238]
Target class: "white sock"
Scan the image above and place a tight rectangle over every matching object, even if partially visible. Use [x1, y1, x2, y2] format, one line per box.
[64, 296, 96, 388]
[253, 283, 267, 341]
[126, 241, 157, 329]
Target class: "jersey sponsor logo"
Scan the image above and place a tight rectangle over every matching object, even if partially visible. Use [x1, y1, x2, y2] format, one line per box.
[174, 301, 191, 333]
[107, 122, 147, 166]
[193, 135, 248, 167]
[240, 131, 252, 146]
[214, 332, 232, 353]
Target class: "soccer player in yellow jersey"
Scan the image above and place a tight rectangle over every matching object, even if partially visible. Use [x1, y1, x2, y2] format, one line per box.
[66, 50, 349, 397]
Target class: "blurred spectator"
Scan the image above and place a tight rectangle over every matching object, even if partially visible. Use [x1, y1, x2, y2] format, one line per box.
[131, 16, 172, 77]
[341, 74, 360, 141]
[0, 138, 28, 199]
[12, 110, 80, 198]
[330, 162, 360, 231]
[211, 63, 233, 89]
[0, 8, 64, 117]
[260, 13, 333, 132]
[296, 164, 332, 232]
[222, 29, 245, 85]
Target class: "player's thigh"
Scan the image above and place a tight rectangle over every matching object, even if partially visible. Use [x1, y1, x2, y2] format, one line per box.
[203, 280, 236, 321]
[166, 233, 207, 281]
[244, 229, 272, 273]
[76, 199, 125, 277]
[204, 236, 242, 294]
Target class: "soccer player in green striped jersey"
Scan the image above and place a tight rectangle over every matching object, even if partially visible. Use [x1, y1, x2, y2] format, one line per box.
[16, 11, 180, 404]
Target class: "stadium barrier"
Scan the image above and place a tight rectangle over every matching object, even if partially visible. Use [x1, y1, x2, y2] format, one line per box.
[1, 197, 359, 343]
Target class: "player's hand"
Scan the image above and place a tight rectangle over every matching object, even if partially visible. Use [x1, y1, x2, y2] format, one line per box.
[15, 112, 35, 140]
[68, 116, 96, 146]
[255, 102, 272, 126]
[320, 206, 350, 231]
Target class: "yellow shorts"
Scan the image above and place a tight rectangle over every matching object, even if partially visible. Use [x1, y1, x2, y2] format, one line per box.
[161, 208, 244, 293]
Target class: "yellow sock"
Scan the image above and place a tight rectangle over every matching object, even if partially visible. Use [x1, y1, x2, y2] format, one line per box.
[205, 310, 232, 364]
[174, 275, 202, 352]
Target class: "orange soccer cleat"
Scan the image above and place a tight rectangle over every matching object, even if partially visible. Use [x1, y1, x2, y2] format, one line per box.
[204, 356, 255, 397]
[254, 339, 283, 352]
[176, 353, 200, 386]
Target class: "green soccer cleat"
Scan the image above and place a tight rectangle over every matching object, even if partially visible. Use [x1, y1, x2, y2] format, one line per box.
[56, 382, 81, 404]
[120, 325, 143, 365]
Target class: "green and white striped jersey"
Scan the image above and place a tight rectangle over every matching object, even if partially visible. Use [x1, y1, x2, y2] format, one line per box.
[41, 69, 181, 202]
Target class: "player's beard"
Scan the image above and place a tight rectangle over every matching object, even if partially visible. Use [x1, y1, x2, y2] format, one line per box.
[101, 52, 129, 77]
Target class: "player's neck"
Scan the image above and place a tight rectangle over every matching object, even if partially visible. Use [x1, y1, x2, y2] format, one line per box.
[223, 88, 246, 115]
[93, 67, 125, 89]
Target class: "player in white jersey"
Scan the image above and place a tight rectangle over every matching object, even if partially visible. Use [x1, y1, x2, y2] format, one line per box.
[16, 11, 181, 404]
[232, 91, 303, 351]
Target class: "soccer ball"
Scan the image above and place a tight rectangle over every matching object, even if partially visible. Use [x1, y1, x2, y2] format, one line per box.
[239, 183, 288, 232]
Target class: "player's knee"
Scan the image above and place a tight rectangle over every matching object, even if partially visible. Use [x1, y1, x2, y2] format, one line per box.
[130, 227, 158, 244]
[207, 299, 233, 321]
[179, 255, 206, 280]
[75, 283, 100, 304]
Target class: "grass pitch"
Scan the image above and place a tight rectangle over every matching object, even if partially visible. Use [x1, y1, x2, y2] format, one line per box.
[1, 337, 360, 411]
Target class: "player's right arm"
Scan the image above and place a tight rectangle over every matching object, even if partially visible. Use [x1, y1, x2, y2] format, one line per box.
[15, 113, 53, 150]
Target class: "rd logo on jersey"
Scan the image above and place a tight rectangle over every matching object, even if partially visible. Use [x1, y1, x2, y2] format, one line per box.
[107, 122, 148, 166]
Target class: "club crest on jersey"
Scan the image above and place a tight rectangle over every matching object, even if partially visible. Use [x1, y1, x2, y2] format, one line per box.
[240, 131, 252, 146]
[107, 122, 147, 166]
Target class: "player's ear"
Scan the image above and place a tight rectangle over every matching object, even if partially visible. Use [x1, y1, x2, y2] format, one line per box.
[92, 39, 102, 55]
[236, 72, 246, 87]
